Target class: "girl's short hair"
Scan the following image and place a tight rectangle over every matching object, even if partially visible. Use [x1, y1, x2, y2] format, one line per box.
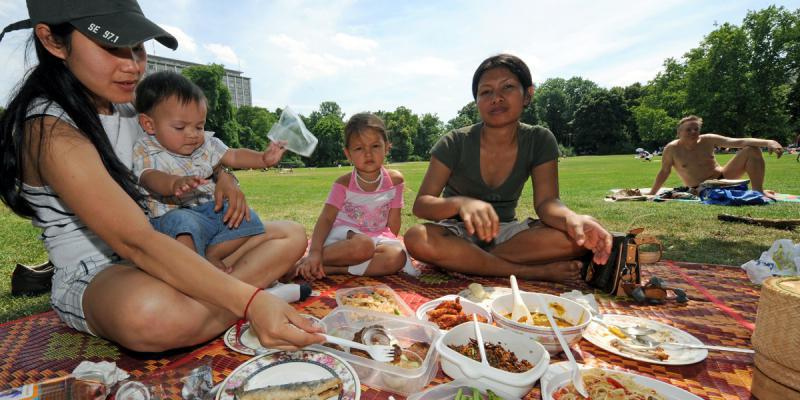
[134, 71, 206, 114]
[344, 112, 388, 147]
[472, 54, 533, 100]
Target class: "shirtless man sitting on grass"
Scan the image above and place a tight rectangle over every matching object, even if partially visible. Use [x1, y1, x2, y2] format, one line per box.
[648, 115, 784, 195]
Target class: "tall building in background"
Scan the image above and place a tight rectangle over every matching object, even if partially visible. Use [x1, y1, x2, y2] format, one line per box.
[146, 54, 252, 108]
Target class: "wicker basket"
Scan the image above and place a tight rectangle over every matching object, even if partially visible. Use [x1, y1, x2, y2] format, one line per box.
[752, 277, 800, 370]
[755, 352, 800, 392]
[752, 364, 800, 400]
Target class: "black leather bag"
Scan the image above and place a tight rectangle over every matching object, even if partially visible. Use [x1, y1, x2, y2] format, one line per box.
[581, 228, 662, 296]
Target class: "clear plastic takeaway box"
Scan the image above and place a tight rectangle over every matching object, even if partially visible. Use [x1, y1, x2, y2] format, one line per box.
[315, 306, 442, 396]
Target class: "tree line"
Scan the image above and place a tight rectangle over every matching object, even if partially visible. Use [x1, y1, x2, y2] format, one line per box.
[3, 6, 795, 166]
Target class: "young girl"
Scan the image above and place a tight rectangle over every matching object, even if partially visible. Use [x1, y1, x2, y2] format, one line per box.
[0, 0, 321, 352]
[295, 113, 415, 280]
[404, 54, 612, 282]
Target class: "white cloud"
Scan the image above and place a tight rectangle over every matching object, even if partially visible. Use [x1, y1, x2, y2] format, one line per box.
[160, 24, 197, 53]
[268, 33, 375, 80]
[332, 33, 378, 52]
[390, 56, 459, 77]
[204, 43, 240, 67]
[268, 34, 307, 51]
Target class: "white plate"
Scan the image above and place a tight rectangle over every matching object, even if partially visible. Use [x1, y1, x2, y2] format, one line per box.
[582, 314, 707, 365]
[540, 362, 703, 400]
[456, 286, 511, 310]
[406, 379, 519, 400]
[223, 314, 323, 355]
[415, 295, 492, 331]
[216, 349, 360, 400]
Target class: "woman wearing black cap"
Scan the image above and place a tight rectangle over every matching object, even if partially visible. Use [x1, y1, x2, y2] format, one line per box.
[0, 0, 323, 352]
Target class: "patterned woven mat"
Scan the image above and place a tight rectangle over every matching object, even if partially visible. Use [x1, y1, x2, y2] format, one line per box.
[1, 261, 758, 399]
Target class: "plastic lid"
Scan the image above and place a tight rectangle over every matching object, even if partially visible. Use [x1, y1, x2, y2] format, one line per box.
[115, 381, 150, 400]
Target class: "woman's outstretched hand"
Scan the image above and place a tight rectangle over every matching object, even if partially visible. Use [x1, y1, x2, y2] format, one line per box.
[459, 198, 500, 242]
[247, 291, 325, 350]
[566, 214, 613, 265]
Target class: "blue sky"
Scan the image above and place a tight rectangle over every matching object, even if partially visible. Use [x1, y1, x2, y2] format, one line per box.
[1, 0, 798, 121]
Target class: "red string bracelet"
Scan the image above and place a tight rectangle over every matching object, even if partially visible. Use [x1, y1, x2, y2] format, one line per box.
[235, 287, 261, 342]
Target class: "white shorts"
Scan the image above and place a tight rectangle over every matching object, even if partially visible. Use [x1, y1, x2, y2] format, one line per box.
[51, 253, 123, 336]
[324, 225, 417, 276]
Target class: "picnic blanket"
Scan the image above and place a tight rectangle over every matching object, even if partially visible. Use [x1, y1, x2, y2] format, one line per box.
[0, 261, 758, 399]
[607, 187, 799, 204]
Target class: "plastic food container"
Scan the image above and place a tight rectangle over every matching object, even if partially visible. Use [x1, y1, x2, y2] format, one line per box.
[490, 292, 591, 355]
[407, 379, 519, 400]
[415, 295, 492, 332]
[436, 321, 550, 398]
[335, 284, 414, 317]
[316, 306, 441, 396]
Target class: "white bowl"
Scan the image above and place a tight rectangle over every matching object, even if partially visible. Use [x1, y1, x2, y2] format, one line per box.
[490, 292, 591, 355]
[406, 379, 519, 400]
[436, 321, 550, 398]
[415, 295, 492, 332]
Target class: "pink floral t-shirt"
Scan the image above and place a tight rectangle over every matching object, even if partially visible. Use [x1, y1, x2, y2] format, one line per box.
[325, 167, 404, 238]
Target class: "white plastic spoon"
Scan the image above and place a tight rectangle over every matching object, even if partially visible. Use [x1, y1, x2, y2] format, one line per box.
[509, 275, 532, 325]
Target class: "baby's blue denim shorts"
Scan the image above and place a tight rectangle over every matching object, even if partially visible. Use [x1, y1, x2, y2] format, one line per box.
[149, 201, 265, 256]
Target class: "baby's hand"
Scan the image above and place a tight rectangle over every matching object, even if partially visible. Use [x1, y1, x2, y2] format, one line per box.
[262, 140, 288, 168]
[173, 176, 208, 197]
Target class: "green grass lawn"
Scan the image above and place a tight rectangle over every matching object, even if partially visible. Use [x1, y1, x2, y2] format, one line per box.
[1, 154, 799, 322]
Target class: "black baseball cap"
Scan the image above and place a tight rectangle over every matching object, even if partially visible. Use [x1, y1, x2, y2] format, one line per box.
[0, 0, 178, 50]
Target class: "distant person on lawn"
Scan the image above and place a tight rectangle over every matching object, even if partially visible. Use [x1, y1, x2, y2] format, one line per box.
[0, 0, 322, 352]
[648, 115, 784, 195]
[404, 54, 612, 283]
[294, 113, 415, 280]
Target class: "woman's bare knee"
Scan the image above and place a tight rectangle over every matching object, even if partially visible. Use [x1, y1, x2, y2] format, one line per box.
[112, 298, 204, 351]
[404, 224, 434, 260]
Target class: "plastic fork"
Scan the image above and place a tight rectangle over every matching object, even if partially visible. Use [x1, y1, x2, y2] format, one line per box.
[633, 335, 755, 354]
[535, 293, 588, 398]
[322, 334, 396, 363]
[472, 314, 490, 367]
[509, 275, 532, 325]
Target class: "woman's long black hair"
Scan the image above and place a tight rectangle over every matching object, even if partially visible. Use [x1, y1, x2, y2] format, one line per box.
[0, 24, 144, 218]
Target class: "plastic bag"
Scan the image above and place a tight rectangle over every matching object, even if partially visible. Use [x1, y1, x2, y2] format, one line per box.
[741, 239, 800, 284]
[115, 360, 214, 400]
[267, 106, 318, 157]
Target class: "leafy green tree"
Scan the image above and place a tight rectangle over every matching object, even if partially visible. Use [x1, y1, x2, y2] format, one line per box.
[307, 114, 344, 167]
[446, 102, 480, 130]
[300, 102, 346, 166]
[639, 58, 688, 119]
[564, 77, 600, 116]
[520, 102, 539, 127]
[381, 106, 417, 162]
[306, 101, 344, 132]
[788, 79, 800, 132]
[534, 79, 570, 144]
[684, 23, 750, 135]
[235, 105, 276, 150]
[572, 89, 630, 154]
[632, 105, 678, 146]
[181, 64, 239, 147]
[413, 113, 444, 159]
[741, 6, 795, 140]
